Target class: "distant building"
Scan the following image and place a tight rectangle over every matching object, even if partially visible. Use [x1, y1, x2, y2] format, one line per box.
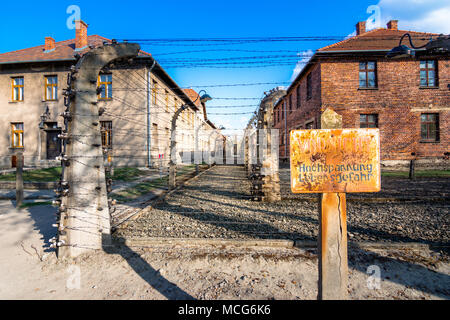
[273, 20, 449, 168]
[0, 20, 218, 168]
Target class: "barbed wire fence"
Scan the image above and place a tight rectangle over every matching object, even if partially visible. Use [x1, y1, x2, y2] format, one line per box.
[35, 34, 449, 256]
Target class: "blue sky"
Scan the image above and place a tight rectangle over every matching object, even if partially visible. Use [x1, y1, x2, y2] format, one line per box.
[1, 0, 448, 133]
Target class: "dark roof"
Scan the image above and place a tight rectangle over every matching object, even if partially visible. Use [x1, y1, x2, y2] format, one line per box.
[0, 35, 151, 64]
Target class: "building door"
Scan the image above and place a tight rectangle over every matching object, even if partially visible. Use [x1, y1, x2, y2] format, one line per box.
[46, 130, 61, 160]
[11, 155, 17, 168]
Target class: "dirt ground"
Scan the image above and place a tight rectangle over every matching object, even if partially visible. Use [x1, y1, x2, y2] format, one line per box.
[0, 165, 448, 300]
[2, 241, 449, 300]
[0, 195, 448, 300]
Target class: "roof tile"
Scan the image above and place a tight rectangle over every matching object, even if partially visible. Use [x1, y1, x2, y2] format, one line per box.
[318, 28, 438, 52]
[0, 35, 151, 64]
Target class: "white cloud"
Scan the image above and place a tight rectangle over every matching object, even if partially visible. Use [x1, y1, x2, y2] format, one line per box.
[290, 49, 314, 82]
[376, 0, 450, 33]
[400, 7, 450, 34]
[291, 1, 450, 86]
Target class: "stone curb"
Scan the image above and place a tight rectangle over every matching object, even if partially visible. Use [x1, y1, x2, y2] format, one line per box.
[114, 237, 295, 248]
[112, 237, 440, 250]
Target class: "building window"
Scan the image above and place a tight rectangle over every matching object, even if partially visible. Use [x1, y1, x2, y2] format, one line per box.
[274, 108, 277, 124]
[306, 73, 312, 100]
[11, 123, 24, 148]
[281, 103, 285, 119]
[12, 77, 24, 102]
[100, 121, 112, 148]
[420, 113, 439, 142]
[165, 90, 169, 112]
[359, 61, 377, 88]
[98, 74, 112, 100]
[360, 114, 378, 128]
[45, 75, 58, 101]
[288, 95, 292, 113]
[152, 80, 158, 105]
[296, 85, 301, 108]
[420, 60, 437, 87]
[305, 121, 314, 129]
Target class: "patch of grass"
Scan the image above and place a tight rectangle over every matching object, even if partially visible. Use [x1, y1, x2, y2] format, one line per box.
[110, 176, 168, 202]
[110, 165, 199, 203]
[19, 201, 52, 208]
[0, 167, 61, 182]
[382, 170, 450, 178]
[107, 167, 150, 182]
[111, 176, 168, 203]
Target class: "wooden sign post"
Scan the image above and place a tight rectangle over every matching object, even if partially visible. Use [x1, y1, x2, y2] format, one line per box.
[290, 108, 380, 300]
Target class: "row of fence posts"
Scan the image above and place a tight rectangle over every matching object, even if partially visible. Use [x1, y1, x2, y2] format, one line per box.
[245, 89, 286, 203]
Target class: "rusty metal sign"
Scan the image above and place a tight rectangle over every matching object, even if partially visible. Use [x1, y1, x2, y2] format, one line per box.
[290, 129, 380, 193]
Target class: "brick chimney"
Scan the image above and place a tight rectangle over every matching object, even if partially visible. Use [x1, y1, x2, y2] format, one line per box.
[387, 20, 398, 30]
[44, 37, 56, 52]
[356, 21, 366, 36]
[75, 20, 88, 50]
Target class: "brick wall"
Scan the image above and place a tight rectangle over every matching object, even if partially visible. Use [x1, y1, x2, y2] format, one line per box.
[274, 56, 449, 161]
[274, 63, 322, 160]
[320, 56, 449, 160]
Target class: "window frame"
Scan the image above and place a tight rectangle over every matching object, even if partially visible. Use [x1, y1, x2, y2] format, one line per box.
[11, 122, 24, 148]
[288, 95, 292, 113]
[11, 77, 24, 102]
[274, 107, 277, 124]
[165, 90, 169, 112]
[359, 61, 377, 89]
[97, 74, 112, 100]
[44, 75, 58, 101]
[306, 73, 312, 100]
[420, 113, 439, 142]
[152, 80, 158, 105]
[296, 85, 301, 108]
[420, 60, 438, 88]
[305, 121, 314, 129]
[359, 114, 378, 128]
[100, 121, 113, 149]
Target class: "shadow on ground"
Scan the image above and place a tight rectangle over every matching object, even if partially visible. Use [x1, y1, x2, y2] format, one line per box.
[103, 239, 195, 300]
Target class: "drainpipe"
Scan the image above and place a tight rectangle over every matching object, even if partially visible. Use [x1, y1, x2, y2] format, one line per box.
[147, 60, 156, 168]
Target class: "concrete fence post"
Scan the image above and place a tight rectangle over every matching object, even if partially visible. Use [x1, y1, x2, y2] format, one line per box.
[169, 105, 187, 189]
[54, 43, 140, 258]
[259, 90, 285, 202]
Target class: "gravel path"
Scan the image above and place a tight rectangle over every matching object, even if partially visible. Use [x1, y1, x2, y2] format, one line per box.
[116, 165, 449, 248]
[279, 165, 450, 199]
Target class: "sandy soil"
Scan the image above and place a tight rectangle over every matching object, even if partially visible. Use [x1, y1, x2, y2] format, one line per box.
[0, 165, 448, 300]
[1, 227, 449, 300]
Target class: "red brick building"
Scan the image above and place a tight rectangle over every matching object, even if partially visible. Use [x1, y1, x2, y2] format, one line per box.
[273, 20, 449, 168]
